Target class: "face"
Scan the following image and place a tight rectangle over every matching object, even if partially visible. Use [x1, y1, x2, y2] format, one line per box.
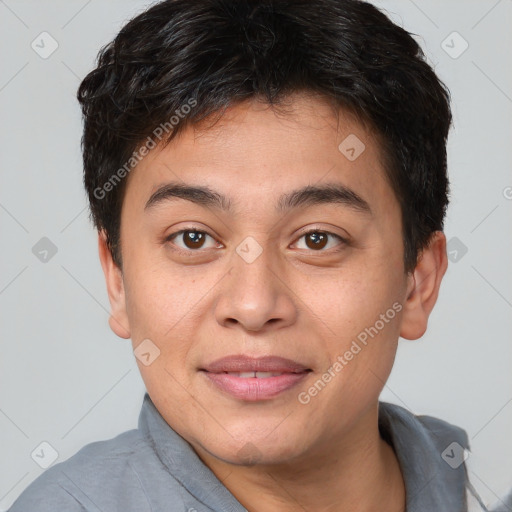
[100, 93, 438, 466]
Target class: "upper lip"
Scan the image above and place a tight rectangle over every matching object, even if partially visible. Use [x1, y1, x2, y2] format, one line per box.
[200, 355, 311, 373]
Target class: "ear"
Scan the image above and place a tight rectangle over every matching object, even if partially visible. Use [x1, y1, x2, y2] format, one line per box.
[97, 230, 131, 339]
[400, 231, 448, 340]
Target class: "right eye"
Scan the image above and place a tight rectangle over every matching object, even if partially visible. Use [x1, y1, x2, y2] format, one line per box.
[165, 229, 222, 253]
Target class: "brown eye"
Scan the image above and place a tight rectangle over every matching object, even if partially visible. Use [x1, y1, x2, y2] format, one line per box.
[167, 229, 219, 252]
[294, 230, 347, 252]
[182, 230, 206, 249]
[305, 232, 328, 250]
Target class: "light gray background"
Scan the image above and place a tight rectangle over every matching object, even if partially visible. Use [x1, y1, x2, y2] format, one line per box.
[1, 0, 511, 509]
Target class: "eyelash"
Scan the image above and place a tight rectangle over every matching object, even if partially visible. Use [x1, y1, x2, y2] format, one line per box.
[164, 228, 349, 256]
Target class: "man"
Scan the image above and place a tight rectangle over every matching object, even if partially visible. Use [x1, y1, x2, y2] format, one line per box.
[7, 0, 502, 510]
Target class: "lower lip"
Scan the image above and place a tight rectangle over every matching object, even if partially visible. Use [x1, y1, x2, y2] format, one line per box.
[201, 371, 310, 401]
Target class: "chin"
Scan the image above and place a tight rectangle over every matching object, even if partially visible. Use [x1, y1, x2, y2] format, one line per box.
[199, 431, 304, 467]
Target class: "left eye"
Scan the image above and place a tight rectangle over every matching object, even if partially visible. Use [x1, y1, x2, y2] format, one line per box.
[293, 230, 346, 251]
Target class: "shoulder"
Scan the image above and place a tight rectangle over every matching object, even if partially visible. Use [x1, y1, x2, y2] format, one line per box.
[7, 428, 159, 512]
[378, 400, 469, 449]
[414, 411, 469, 445]
[378, 401, 471, 507]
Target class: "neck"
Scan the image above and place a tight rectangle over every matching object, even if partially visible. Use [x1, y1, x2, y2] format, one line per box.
[192, 403, 405, 512]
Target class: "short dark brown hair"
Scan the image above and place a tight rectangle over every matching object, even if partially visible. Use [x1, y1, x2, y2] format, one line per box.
[77, 0, 451, 273]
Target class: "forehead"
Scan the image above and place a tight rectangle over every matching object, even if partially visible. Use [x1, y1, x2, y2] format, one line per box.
[123, 94, 396, 219]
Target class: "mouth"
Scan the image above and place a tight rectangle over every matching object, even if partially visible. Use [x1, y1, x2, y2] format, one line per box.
[199, 355, 312, 401]
[219, 371, 295, 378]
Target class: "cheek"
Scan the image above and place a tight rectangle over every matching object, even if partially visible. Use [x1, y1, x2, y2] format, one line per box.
[312, 266, 405, 381]
[122, 254, 218, 343]
[313, 277, 402, 399]
[125, 278, 182, 340]
[316, 266, 401, 328]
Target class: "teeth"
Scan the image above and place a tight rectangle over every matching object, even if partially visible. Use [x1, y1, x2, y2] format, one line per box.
[226, 371, 284, 378]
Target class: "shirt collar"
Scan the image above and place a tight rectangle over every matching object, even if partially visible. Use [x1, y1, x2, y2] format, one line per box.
[138, 393, 246, 511]
[379, 401, 469, 511]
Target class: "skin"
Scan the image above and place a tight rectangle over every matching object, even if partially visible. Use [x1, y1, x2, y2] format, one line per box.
[98, 92, 447, 512]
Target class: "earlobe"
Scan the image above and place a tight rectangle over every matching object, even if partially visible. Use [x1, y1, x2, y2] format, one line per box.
[97, 230, 131, 339]
[399, 231, 448, 340]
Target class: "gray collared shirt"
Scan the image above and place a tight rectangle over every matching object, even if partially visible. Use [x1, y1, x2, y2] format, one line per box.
[7, 393, 499, 511]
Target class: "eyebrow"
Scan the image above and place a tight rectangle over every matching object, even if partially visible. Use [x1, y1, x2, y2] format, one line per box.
[144, 181, 372, 215]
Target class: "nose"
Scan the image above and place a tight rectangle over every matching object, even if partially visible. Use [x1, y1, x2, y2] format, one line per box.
[213, 239, 298, 333]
